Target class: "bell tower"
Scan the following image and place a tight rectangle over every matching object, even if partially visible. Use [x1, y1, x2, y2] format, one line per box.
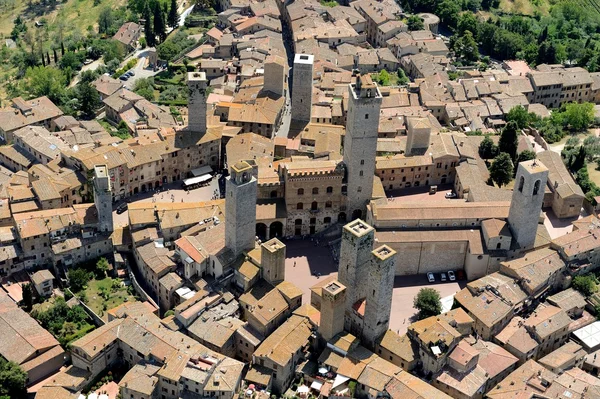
[508, 159, 548, 251]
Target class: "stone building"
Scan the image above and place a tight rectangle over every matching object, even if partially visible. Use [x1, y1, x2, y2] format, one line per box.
[318, 280, 346, 341]
[225, 161, 257, 258]
[343, 74, 382, 219]
[187, 72, 208, 133]
[291, 53, 314, 123]
[93, 165, 113, 234]
[338, 219, 396, 350]
[508, 159, 549, 250]
[263, 55, 286, 97]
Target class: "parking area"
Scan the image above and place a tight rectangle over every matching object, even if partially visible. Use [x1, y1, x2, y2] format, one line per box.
[385, 184, 458, 203]
[282, 240, 465, 336]
[112, 176, 222, 227]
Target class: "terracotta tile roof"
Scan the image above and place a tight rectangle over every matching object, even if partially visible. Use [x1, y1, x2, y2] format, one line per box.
[254, 315, 313, 367]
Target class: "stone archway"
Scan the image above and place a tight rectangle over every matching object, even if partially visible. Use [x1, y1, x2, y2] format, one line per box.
[338, 212, 347, 223]
[351, 209, 362, 220]
[256, 223, 268, 241]
[269, 221, 283, 239]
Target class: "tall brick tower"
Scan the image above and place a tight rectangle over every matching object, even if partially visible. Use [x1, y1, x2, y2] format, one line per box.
[187, 72, 207, 133]
[337, 219, 375, 325]
[260, 238, 286, 285]
[343, 73, 382, 220]
[93, 165, 113, 234]
[291, 53, 314, 123]
[362, 245, 396, 349]
[508, 159, 548, 251]
[319, 280, 347, 341]
[225, 161, 257, 257]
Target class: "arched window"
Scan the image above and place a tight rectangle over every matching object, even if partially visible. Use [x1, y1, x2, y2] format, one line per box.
[357, 186, 362, 192]
[496, 242, 502, 249]
[326, 186, 333, 193]
[295, 219, 302, 225]
[311, 201, 318, 210]
[518, 176, 525, 192]
[297, 188, 304, 195]
[533, 180, 541, 195]
[324, 217, 331, 224]
[312, 187, 319, 195]
[359, 171, 363, 176]
[297, 203, 303, 210]
[270, 190, 277, 198]
[325, 201, 332, 208]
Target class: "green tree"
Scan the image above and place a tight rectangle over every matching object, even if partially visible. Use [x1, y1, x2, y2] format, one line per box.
[572, 275, 598, 297]
[435, 0, 460, 28]
[396, 68, 409, 85]
[153, 2, 167, 43]
[561, 102, 595, 132]
[506, 105, 534, 130]
[22, 283, 33, 311]
[144, 4, 155, 47]
[414, 288, 442, 319]
[516, 150, 536, 164]
[24, 66, 66, 103]
[457, 12, 478, 36]
[157, 40, 181, 61]
[76, 80, 100, 118]
[133, 77, 155, 100]
[452, 30, 479, 63]
[59, 51, 81, 70]
[168, 0, 180, 30]
[570, 145, 587, 172]
[0, 359, 27, 398]
[489, 152, 514, 188]
[68, 268, 90, 292]
[373, 69, 390, 86]
[478, 135, 497, 159]
[407, 15, 425, 31]
[498, 121, 519, 162]
[98, 7, 114, 35]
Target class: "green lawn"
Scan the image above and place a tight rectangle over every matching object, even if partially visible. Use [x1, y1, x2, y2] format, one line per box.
[498, 0, 551, 16]
[84, 277, 136, 320]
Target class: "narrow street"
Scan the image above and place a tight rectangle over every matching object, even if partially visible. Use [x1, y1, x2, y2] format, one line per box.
[273, 19, 296, 138]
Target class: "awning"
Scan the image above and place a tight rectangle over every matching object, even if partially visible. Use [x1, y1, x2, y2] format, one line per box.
[184, 174, 212, 186]
[310, 380, 323, 391]
[191, 165, 213, 177]
[332, 374, 349, 389]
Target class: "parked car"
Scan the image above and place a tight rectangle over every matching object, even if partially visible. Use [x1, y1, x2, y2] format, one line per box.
[427, 272, 435, 283]
[128, 70, 135, 76]
[116, 203, 128, 214]
[445, 192, 457, 199]
[440, 272, 447, 282]
[119, 75, 129, 81]
[448, 270, 456, 281]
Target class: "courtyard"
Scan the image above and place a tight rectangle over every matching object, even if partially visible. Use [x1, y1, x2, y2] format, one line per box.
[282, 239, 465, 336]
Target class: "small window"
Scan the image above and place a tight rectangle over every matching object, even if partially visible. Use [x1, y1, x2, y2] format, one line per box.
[360, 159, 365, 165]
[533, 180, 541, 195]
[518, 176, 525, 193]
[312, 187, 319, 195]
[326, 186, 333, 193]
[298, 188, 304, 195]
[365, 114, 369, 119]
[325, 201, 332, 208]
[297, 203, 303, 210]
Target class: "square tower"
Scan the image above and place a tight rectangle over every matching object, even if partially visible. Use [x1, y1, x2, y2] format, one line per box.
[226, 161, 258, 257]
[260, 238, 286, 285]
[362, 245, 396, 349]
[187, 72, 207, 133]
[319, 280, 347, 341]
[93, 165, 113, 233]
[338, 219, 375, 322]
[343, 74, 382, 220]
[405, 117, 432, 155]
[264, 55, 286, 97]
[508, 160, 549, 250]
[291, 53, 314, 122]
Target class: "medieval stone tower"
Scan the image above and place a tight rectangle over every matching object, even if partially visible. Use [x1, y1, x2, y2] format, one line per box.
[225, 161, 257, 257]
[337, 219, 395, 350]
[93, 165, 113, 233]
[260, 238, 286, 285]
[291, 53, 314, 122]
[362, 245, 396, 349]
[264, 55, 286, 98]
[338, 219, 375, 315]
[343, 74, 382, 220]
[319, 280, 347, 341]
[508, 159, 548, 250]
[405, 117, 432, 155]
[187, 72, 207, 133]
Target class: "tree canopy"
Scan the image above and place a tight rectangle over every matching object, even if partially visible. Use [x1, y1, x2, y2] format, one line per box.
[0, 359, 27, 399]
[414, 288, 442, 319]
[498, 121, 519, 162]
[572, 275, 598, 297]
[407, 15, 425, 31]
[489, 152, 514, 188]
